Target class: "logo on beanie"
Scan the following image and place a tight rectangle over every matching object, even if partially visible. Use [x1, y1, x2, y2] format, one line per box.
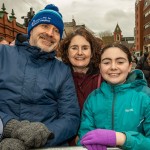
[31, 17, 52, 27]
[28, 4, 64, 39]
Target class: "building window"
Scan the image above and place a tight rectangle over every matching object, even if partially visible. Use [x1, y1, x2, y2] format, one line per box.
[144, 10, 150, 17]
[144, 35, 150, 41]
[144, 22, 150, 29]
[145, 1, 148, 6]
[117, 34, 120, 41]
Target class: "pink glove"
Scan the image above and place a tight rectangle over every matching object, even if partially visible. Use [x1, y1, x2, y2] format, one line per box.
[81, 129, 116, 147]
[85, 144, 107, 150]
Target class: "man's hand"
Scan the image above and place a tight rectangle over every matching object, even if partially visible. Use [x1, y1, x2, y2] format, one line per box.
[11, 121, 54, 148]
[0, 138, 27, 150]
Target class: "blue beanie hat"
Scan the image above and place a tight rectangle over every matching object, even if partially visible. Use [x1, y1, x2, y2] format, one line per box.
[28, 4, 64, 39]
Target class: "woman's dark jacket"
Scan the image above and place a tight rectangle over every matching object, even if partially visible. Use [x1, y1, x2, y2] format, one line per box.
[72, 72, 101, 110]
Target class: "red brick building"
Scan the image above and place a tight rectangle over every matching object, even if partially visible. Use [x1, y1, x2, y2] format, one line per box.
[0, 3, 27, 43]
[143, 0, 150, 52]
[135, 0, 150, 53]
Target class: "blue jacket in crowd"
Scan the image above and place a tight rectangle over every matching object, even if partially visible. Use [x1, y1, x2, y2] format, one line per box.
[0, 34, 80, 146]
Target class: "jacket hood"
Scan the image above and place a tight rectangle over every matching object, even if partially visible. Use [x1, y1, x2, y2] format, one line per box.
[125, 69, 147, 86]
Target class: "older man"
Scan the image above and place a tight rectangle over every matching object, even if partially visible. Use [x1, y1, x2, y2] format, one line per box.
[0, 4, 80, 150]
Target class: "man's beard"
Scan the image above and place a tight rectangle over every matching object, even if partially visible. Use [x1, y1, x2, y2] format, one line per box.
[38, 33, 58, 52]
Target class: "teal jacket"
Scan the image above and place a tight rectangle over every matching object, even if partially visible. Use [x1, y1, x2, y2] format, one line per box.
[78, 69, 150, 150]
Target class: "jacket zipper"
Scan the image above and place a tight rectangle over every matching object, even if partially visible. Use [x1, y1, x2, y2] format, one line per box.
[112, 87, 115, 130]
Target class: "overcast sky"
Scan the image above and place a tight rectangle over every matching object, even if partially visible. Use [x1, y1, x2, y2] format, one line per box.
[1, 0, 135, 37]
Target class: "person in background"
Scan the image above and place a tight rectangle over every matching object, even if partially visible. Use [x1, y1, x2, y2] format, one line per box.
[133, 55, 138, 64]
[60, 27, 102, 111]
[60, 27, 102, 146]
[136, 52, 150, 87]
[78, 43, 150, 150]
[9, 40, 15, 46]
[0, 4, 80, 150]
[9, 34, 28, 46]
[147, 52, 150, 66]
[131, 55, 138, 70]
[0, 36, 9, 45]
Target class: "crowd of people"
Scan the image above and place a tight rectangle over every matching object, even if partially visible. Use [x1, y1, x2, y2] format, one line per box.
[0, 3, 150, 150]
[136, 52, 150, 87]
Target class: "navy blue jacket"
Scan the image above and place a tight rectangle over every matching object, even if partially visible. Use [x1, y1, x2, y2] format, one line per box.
[0, 35, 80, 146]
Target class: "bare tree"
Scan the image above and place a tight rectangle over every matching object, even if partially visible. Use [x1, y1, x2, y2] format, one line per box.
[99, 30, 112, 38]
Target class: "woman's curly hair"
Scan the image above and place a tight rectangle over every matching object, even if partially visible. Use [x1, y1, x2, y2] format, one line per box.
[59, 27, 102, 74]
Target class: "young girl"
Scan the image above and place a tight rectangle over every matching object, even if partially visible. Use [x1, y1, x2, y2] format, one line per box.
[78, 43, 150, 150]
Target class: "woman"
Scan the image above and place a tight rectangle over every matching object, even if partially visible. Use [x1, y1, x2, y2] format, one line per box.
[78, 43, 150, 150]
[60, 27, 102, 110]
[60, 28, 102, 146]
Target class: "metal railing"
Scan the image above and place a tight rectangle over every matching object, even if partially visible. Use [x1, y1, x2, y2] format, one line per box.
[32, 146, 122, 150]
